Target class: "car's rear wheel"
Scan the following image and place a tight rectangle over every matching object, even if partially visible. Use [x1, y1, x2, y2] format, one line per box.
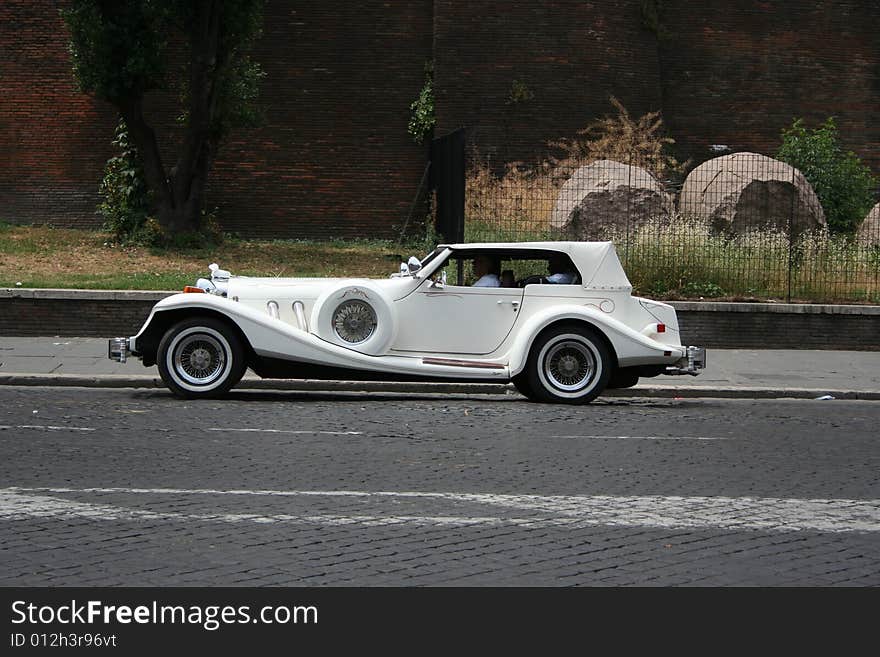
[157, 317, 247, 398]
[512, 372, 540, 401]
[607, 367, 640, 389]
[523, 324, 611, 404]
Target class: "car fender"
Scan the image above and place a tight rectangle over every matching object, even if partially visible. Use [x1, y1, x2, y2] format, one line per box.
[507, 304, 686, 376]
[132, 293, 298, 355]
[133, 293, 399, 371]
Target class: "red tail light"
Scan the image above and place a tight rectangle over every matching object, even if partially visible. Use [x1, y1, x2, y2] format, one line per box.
[657, 323, 666, 333]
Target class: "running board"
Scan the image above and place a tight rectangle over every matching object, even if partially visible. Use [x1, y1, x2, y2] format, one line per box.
[422, 357, 506, 369]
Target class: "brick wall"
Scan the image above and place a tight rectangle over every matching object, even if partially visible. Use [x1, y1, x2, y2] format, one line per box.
[1, 1, 877, 237]
[209, 1, 433, 239]
[435, 0, 880, 174]
[675, 308, 880, 350]
[0, 298, 158, 338]
[0, 1, 433, 239]
[433, 0, 664, 166]
[657, 0, 880, 172]
[0, 1, 118, 227]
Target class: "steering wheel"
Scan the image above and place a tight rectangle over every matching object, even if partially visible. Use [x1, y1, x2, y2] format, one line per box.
[518, 275, 549, 287]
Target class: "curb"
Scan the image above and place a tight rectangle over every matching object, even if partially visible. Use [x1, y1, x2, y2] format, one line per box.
[1, 373, 878, 400]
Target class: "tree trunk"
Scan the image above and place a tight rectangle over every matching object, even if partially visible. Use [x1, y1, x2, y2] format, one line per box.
[118, 97, 212, 236]
[158, 1, 222, 237]
[109, 2, 225, 239]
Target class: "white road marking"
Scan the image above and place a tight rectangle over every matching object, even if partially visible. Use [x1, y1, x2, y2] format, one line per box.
[206, 428, 363, 436]
[0, 424, 725, 440]
[2, 487, 878, 534]
[0, 425, 360, 436]
[551, 435, 729, 440]
[0, 426, 730, 440]
[0, 425, 95, 432]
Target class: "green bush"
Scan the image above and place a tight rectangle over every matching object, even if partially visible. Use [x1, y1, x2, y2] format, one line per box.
[98, 118, 151, 244]
[408, 61, 434, 145]
[98, 119, 225, 249]
[776, 118, 877, 235]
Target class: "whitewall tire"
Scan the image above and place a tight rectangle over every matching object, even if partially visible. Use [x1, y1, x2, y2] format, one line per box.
[157, 318, 247, 398]
[524, 324, 612, 404]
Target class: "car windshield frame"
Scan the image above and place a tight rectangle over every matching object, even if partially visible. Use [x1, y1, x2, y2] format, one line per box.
[419, 247, 445, 268]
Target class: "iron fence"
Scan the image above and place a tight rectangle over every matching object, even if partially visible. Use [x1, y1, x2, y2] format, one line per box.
[461, 147, 880, 304]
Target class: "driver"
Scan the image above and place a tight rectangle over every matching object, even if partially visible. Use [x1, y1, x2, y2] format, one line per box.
[472, 254, 501, 287]
[547, 253, 576, 284]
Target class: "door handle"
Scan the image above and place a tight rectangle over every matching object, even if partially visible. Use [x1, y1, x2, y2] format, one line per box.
[497, 300, 520, 311]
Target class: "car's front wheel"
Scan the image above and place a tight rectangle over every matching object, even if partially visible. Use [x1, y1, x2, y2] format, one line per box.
[523, 324, 612, 404]
[157, 317, 247, 398]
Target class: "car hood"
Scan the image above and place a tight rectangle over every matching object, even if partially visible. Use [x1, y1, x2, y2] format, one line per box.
[226, 275, 416, 301]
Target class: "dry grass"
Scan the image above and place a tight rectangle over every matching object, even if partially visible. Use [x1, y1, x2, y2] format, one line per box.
[0, 224, 404, 290]
[466, 163, 558, 238]
[546, 96, 686, 182]
[1, 222, 876, 302]
[466, 97, 685, 240]
[592, 216, 879, 303]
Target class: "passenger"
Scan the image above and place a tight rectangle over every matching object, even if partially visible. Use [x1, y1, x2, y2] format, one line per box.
[472, 254, 501, 287]
[546, 253, 577, 284]
[500, 269, 516, 287]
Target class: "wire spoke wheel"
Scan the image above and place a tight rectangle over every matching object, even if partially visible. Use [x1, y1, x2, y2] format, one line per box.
[526, 326, 611, 404]
[157, 319, 247, 398]
[174, 334, 225, 385]
[333, 300, 377, 344]
[544, 340, 595, 391]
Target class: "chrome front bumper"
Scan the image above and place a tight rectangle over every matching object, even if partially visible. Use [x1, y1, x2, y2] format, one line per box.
[108, 337, 131, 363]
[665, 346, 707, 376]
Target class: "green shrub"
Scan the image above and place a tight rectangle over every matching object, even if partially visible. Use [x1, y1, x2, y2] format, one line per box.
[98, 120, 226, 249]
[408, 61, 434, 145]
[98, 118, 151, 244]
[682, 281, 725, 298]
[776, 118, 877, 235]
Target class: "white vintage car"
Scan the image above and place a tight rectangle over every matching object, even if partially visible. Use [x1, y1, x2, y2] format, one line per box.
[108, 241, 705, 403]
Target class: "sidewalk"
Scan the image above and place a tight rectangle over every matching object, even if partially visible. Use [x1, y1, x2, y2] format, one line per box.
[1, 337, 879, 399]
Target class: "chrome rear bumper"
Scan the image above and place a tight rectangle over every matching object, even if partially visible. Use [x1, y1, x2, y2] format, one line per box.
[665, 346, 706, 376]
[108, 337, 131, 363]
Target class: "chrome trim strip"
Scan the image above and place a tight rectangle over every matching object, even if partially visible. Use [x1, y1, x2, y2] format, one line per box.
[422, 357, 506, 370]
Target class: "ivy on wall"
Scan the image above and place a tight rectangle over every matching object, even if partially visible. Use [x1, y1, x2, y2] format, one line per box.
[408, 61, 435, 144]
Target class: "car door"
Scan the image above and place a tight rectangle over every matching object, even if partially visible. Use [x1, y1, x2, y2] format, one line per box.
[391, 278, 524, 355]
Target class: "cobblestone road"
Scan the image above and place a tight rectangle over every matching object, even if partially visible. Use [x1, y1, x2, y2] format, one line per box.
[1, 387, 878, 585]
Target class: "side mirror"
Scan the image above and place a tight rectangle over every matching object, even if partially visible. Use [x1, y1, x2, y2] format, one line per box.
[208, 262, 230, 281]
[407, 256, 422, 275]
[431, 270, 447, 289]
[399, 262, 410, 276]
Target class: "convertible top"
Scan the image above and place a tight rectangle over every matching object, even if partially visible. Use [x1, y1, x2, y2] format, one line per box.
[441, 241, 632, 291]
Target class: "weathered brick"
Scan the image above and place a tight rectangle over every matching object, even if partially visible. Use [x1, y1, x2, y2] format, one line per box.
[0, 1, 877, 239]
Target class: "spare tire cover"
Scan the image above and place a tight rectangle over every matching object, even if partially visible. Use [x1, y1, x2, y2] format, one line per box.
[311, 282, 398, 355]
